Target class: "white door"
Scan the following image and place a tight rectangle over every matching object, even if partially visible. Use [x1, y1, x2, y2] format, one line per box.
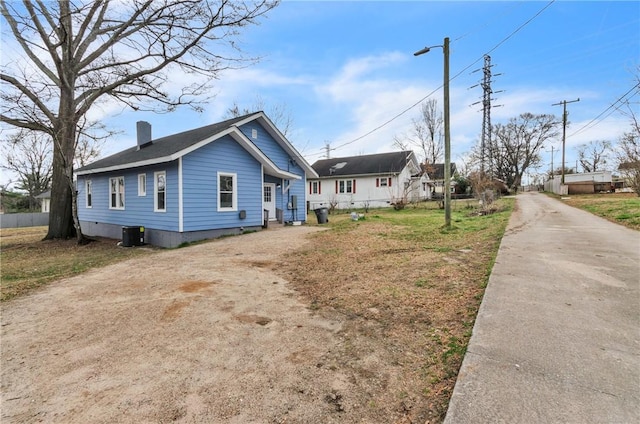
[263, 183, 276, 221]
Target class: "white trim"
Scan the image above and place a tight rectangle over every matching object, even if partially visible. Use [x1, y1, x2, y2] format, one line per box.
[76, 125, 303, 181]
[109, 176, 125, 210]
[217, 171, 237, 212]
[138, 173, 146, 196]
[232, 112, 319, 178]
[263, 182, 277, 221]
[85, 179, 92, 208]
[154, 171, 166, 212]
[178, 158, 183, 232]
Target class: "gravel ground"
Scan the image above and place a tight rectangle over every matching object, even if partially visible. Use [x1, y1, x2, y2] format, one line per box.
[1, 225, 371, 423]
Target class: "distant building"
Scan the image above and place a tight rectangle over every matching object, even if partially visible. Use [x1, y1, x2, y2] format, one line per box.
[307, 151, 425, 210]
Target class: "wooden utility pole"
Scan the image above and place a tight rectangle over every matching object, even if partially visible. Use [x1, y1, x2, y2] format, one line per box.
[552, 98, 580, 184]
[443, 37, 451, 228]
[414, 36, 451, 228]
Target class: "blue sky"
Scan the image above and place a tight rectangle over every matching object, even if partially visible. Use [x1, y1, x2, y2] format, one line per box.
[5, 1, 640, 185]
[110, 0, 638, 177]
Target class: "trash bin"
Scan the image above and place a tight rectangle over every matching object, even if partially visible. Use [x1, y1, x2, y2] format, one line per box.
[122, 226, 144, 247]
[314, 207, 329, 224]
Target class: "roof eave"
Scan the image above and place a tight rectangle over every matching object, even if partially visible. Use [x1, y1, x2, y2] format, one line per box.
[234, 112, 318, 178]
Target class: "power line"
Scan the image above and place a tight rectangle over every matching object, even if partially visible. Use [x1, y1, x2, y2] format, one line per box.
[315, 0, 556, 159]
[568, 83, 640, 138]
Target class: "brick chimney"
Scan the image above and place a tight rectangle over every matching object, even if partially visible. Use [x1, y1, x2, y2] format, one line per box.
[136, 121, 152, 150]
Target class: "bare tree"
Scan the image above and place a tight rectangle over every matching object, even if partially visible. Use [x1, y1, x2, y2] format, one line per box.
[476, 113, 560, 191]
[394, 99, 443, 165]
[1, 0, 278, 242]
[1, 130, 52, 210]
[616, 108, 640, 196]
[575, 140, 612, 172]
[225, 95, 294, 137]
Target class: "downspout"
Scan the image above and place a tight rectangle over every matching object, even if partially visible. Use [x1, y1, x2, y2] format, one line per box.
[179, 157, 183, 232]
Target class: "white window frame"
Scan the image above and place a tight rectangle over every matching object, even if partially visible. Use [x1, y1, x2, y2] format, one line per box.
[138, 173, 146, 196]
[154, 171, 166, 212]
[339, 179, 353, 194]
[85, 179, 92, 208]
[109, 176, 125, 210]
[217, 172, 237, 211]
[379, 178, 388, 187]
[311, 181, 320, 194]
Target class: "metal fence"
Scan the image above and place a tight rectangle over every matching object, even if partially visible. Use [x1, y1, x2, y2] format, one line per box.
[0, 213, 49, 229]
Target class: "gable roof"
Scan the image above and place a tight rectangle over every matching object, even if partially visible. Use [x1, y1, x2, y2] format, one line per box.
[76, 112, 317, 179]
[311, 151, 417, 178]
[422, 163, 457, 180]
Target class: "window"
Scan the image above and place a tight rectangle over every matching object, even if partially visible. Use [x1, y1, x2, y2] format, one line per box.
[109, 176, 125, 209]
[376, 177, 392, 187]
[138, 174, 146, 196]
[217, 172, 237, 211]
[309, 181, 321, 194]
[86, 180, 92, 208]
[337, 179, 356, 194]
[154, 171, 166, 212]
[263, 185, 272, 203]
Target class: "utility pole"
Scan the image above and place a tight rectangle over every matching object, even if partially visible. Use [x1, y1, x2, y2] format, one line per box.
[470, 55, 502, 178]
[414, 36, 451, 228]
[552, 98, 580, 184]
[443, 36, 451, 228]
[324, 142, 332, 159]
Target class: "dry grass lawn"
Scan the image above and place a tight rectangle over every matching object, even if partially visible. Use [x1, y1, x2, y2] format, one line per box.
[553, 192, 640, 231]
[278, 199, 513, 421]
[0, 227, 155, 301]
[1, 199, 513, 422]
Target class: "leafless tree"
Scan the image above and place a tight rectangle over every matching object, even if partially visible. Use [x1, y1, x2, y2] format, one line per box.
[616, 105, 640, 195]
[225, 95, 294, 137]
[575, 140, 612, 172]
[1, 0, 278, 242]
[473, 113, 560, 191]
[1, 130, 52, 210]
[394, 99, 443, 165]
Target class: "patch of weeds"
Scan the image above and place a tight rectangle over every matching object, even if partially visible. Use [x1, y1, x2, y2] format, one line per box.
[424, 246, 452, 253]
[442, 335, 466, 364]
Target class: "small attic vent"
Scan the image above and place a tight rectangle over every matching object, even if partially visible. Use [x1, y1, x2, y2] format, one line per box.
[251, 129, 258, 139]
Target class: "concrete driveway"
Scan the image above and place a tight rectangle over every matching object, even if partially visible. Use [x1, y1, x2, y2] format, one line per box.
[445, 192, 640, 423]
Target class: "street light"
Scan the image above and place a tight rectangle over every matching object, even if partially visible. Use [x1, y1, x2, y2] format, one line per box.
[414, 37, 451, 228]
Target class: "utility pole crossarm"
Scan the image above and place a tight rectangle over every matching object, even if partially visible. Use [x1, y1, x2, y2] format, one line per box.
[552, 98, 580, 185]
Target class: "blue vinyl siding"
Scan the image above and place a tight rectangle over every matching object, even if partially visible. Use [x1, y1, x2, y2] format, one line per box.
[240, 122, 308, 220]
[77, 163, 179, 231]
[77, 118, 310, 242]
[181, 135, 263, 231]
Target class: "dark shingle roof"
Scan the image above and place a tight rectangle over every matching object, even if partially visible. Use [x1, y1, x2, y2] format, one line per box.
[76, 113, 254, 173]
[311, 151, 415, 177]
[423, 163, 457, 180]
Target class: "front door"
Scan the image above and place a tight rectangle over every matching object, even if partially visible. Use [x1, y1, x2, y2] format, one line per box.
[263, 183, 276, 221]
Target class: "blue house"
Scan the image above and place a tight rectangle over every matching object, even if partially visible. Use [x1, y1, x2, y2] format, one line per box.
[76, 112, 317, 248]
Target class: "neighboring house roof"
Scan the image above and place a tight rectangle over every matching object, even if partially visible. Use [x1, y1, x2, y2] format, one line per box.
[422, 163, 457, 180]
[76, 112, 318, 179]
[619, 161, 640, 171]
[35, 190, 51, 199]
[311, 151, 417, 178]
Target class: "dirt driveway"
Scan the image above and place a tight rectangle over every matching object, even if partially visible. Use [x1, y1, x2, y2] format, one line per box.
[1, 226, 362, 423]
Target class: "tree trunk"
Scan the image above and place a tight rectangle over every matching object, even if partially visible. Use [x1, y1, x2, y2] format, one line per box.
[45, 86, 84, 241]
[45, 151, 75, 240]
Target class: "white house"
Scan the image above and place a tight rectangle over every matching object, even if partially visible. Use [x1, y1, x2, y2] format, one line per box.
[307, 151, 426, 210]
